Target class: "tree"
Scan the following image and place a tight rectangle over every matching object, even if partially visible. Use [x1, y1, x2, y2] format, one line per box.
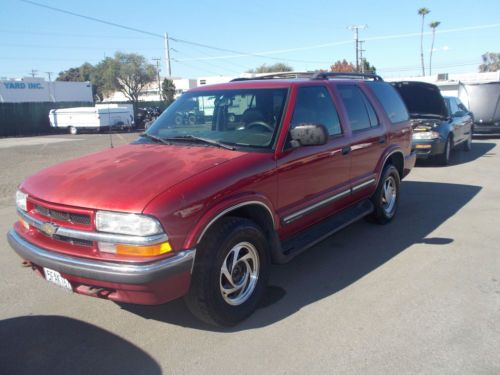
[107, 52, 157, 104]
[361, 59, 377, 74]
[56, 67, 84, 82]
[418, 7, 430, 76]
[428, 21, 441, 75]
[479, 52, 500, 72]
[56, 62, 104, 101]
[161, 78, 176, 103]
[330, 59, 355, 72]
[247, 63, 293, 73]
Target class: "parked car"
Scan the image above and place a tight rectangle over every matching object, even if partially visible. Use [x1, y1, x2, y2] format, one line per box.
[49, 106, 134, 135]
[136, 106, 162, 130]
[8, 72, 416, 326]
[458, 81, 500, 136]
[391, 81, 473, 165]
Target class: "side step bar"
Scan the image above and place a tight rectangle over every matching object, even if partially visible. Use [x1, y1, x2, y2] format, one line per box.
[275, 199, 374, 263]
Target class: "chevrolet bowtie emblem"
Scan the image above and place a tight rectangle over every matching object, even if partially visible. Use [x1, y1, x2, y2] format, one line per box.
[40, 222, 58, 237]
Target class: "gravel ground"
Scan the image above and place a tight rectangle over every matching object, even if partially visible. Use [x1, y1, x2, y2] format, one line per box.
[0, 133, 498, 374]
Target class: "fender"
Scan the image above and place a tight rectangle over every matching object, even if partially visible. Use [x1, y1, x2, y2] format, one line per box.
[183, 193, 277, 249]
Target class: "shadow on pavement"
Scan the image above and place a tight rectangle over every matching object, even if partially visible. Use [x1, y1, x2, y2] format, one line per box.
[121, 180, 481, 331]
[417, 141, 496, 167]
[0, 315, 161, 375]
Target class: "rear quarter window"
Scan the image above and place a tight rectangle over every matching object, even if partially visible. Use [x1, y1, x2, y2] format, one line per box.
[367, 82, 410, 124]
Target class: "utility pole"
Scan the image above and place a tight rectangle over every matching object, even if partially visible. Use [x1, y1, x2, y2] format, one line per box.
[30, 69, 38, 78]
[45, 71, 54, 101]
[164, 32, 172, 77]
[152, 58, 162, 101]
[358, 41, 365, 73]
[348, 25, 367, 72]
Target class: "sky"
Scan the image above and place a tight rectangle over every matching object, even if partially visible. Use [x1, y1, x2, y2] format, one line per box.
[2, 0, 500, 80]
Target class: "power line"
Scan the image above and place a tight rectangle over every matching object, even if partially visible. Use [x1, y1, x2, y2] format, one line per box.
[17, 0, 332, 65]
[19, 0, 163, 38]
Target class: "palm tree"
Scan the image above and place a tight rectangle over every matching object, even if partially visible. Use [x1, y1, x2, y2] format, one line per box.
[418, 7, 430, 76]
[429, 21, 441, 75]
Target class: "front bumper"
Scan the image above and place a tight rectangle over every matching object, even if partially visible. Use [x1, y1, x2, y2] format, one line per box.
[7, 229, 195, 304]
[412, 138, 446, 159]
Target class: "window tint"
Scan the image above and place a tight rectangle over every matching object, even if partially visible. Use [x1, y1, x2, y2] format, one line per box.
[337, 85, 374, 131]
[362, 93, 379, 127]
[291, 86, 342, 136]
[367, 82, 410, 124]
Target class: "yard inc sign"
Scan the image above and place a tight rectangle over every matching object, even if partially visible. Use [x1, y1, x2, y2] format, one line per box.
[3, 82, 44, 90]
[0, 78, 92, 103]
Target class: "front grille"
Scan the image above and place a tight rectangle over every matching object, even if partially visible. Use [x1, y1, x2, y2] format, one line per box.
[53, 234, 93, 247]
[35, 205, 91, 225]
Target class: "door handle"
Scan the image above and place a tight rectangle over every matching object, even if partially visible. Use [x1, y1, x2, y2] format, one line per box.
[378, 136, 386, 144]
[341, 146, 351, 155]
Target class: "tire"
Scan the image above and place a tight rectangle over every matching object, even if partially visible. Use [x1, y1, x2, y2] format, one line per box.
[69, 126, 77, 135]
[437, 136, 452, 165]
[463, 131, 472, 152]
[185, 217, 270, 326]
[370, 164, 400, 224]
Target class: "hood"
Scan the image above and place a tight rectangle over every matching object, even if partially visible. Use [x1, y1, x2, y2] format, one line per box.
[458, 82, 500, 124]
[21, 143, 245, 212]
[391, 81, 448, 119]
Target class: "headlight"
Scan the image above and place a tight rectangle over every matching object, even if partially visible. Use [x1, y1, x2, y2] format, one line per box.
[95, 211, 163, 236]
[413, 131, 440, 140]
[16, 190, 28, 211]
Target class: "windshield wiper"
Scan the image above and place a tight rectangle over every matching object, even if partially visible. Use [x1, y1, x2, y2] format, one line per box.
[140, 133, 171, 145]
[164, 135, 236, 150]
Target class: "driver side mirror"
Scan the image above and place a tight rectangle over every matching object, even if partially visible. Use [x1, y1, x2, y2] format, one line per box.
[290, 124, 328, 147]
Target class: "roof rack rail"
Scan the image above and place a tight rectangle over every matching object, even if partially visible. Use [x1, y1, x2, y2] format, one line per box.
[312, 72, 384, 81]
[230, 72, 315, 82]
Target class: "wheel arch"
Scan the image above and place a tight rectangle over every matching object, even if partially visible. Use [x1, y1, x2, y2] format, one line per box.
[185, 199, 278, 250]
[378, 149, 404, 181]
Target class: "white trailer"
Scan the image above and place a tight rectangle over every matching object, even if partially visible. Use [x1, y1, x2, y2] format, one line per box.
[49, 106, 134, 134]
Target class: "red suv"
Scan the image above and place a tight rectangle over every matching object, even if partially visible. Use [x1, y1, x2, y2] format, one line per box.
[8, 72, 415, 326]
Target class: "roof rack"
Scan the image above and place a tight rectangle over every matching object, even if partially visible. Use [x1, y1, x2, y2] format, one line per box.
[230, 72, 315, 82]
[312, 72, 384, 81]
[229, 71, 384, 82]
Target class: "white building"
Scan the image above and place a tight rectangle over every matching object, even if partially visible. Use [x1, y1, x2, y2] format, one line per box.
[0, 77, 93, 103]
[385, 71, 500, 96]
[103, 77, 198, 102]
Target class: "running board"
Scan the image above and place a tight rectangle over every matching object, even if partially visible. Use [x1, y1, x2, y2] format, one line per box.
[279, 199, 374, 261]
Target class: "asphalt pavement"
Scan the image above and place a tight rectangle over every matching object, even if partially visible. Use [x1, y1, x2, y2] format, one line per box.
[0, 133, 498, 374]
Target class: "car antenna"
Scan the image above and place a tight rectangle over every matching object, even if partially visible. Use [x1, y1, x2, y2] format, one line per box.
[109, 128, 114, 148]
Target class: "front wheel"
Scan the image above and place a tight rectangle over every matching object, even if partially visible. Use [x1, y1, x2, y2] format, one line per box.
[68, 126, 77, 135]
[437, 136, 452, 165]
[185, 217, 270, 326]
[370, 164, 400, 224]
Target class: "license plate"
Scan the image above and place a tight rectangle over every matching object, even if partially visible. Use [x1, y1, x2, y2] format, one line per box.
[43, 268, 73, 292]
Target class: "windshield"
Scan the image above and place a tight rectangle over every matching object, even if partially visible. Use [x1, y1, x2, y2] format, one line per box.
[146, 88, 288, 150]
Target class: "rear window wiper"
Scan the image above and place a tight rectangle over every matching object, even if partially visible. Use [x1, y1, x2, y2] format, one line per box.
[164, 135, 236, 150]
[140, 133, 171, 145]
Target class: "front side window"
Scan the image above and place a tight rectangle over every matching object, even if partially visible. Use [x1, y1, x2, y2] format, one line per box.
[290, 86, 342, 136]
[146, 88, 288, 150]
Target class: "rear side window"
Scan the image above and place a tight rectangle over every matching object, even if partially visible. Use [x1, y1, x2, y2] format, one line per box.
[367, 82, 410, 124]
[337, 85, 378, 131]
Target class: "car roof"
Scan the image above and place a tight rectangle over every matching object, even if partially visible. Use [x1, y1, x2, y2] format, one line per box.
[189, 78, 375, 92]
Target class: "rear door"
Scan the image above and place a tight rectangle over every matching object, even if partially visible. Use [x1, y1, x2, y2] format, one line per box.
[335, 84, 385, 194]
[276, 85, 351, 234]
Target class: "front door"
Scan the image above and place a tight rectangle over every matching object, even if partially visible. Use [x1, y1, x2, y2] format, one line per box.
[276, 85, 351, 237]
